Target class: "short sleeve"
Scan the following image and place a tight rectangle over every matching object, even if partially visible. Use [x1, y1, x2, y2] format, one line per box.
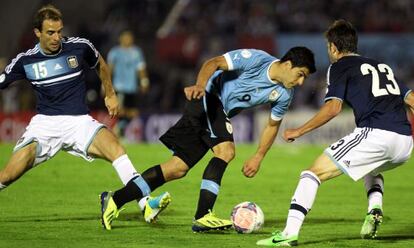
[324, 64, 346, 102]
[397, 79, 412, 100]
[0, 57, 26, 89]
[270, 89, 293, 121]
[107, 48, 116, 65]
[223, 49, 269, 71]
[136, 47, 146, 70]
[79, 38, 100, 68]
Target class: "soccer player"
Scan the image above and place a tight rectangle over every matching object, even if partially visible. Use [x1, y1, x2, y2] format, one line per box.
[257, 20, 414, 246]
[0, 5, 169, 222]
[107, 30, 150, 138]
[100, 47, 316, 231]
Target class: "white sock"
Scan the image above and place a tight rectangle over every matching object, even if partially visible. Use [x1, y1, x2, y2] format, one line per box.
[112, 154, 140, 185]
[0, 182, 6, 191]
[367, 192, 383, 211]
[138, 196, 150, 211]
[283, 170, 321, 236]
[364, 174, 384, 211]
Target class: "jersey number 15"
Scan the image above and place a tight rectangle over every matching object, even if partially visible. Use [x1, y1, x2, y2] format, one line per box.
[360, 63, 400, 97]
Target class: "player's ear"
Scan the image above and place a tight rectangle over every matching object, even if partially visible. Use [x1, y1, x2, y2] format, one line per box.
[284, 60, 293, 70]
[329, 42, 339, 55]
[34, 28, 41, 39]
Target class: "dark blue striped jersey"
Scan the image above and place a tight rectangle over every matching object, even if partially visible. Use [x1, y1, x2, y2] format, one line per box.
[325, 55, 412, 135]
[0, 37, 99, 115]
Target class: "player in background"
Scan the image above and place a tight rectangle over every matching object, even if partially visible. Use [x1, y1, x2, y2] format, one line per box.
[107, 30, 149, 139]
[100, 47, 316, 231]
[0, 4, 169, 224]
[257, 20, 414, 247]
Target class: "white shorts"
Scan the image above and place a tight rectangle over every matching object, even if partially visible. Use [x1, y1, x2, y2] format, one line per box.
[325, 127, 413, 181]
[14, 114, 105, 166]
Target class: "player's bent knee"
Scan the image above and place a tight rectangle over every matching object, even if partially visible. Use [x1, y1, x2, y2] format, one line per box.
[161, 160, 189, 180]
[171, 168, 188, 179]
[214, 148, 235, 163]
[300, 170, 322, 184]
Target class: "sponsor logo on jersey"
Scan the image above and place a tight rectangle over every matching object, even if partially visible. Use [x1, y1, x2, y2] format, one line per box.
[67, 56, 78, 68]
[54, 63, 63, 70]
[225, 122, 233, 134]
[0, 73, 5, 83]
[343, 160, 351, 167]
[241, 49, 252, 58]
[269, 90, 279, 101]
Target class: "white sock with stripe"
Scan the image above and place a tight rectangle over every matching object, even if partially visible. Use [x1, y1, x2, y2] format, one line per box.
[364, 174, 384, 211]
[283, 170, 321, 237]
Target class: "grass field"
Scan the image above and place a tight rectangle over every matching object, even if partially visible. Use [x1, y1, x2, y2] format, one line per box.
[0, 143, 413, 248]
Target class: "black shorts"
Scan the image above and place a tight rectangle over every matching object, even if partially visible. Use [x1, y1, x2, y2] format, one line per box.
[159, 93, 234, 167]
[117, 93, 138, 109]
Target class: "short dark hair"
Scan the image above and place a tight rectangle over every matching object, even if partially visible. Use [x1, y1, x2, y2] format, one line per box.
[325, 19, 358, 53]
[280, 47, 316, 73]
[34, 4, 62, 31]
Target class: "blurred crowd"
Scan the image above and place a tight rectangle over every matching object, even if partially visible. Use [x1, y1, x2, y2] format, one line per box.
[2, 0, 414, 113]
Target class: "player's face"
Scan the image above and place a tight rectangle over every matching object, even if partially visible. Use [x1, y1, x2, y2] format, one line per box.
[283, 66, 310, 89]
[120, 32, 134, 47]
[35, 19, 63, 54]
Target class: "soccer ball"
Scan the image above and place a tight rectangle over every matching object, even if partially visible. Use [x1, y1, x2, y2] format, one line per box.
[231, 201, 264, 234]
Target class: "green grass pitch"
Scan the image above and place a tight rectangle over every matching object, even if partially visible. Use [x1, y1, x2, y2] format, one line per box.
[0, 143, 413, 248]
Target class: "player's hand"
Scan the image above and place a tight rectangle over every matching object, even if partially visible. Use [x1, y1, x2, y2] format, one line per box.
[141, 83, 149, 94]
[283, 128, 301, 142]
[140, 78, 150, 94]
[242, 155, 262, 178]
[104, 94, 119, 118]
[184, 85, 205, 100]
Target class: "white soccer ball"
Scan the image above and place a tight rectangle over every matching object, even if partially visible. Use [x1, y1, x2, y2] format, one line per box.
[231, 201, 264, 234]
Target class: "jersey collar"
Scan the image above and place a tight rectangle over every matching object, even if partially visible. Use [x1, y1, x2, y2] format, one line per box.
[37, 41, 63, 57]
[267, 59, 280, 84]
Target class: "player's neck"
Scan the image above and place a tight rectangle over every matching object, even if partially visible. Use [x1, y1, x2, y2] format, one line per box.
[337, 52, 359, 60]
[269, 61, 285, 83]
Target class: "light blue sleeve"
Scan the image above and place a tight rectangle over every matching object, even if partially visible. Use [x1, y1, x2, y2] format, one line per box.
[136, 47, 146, 70]
[223, 49, 269, 71]
[107, 48, 116, 65]
[270, 90, 294, 121]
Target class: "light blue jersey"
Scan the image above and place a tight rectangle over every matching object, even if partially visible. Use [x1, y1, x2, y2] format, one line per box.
[206, 49, 293, 120]
[107, 45, 146, 93]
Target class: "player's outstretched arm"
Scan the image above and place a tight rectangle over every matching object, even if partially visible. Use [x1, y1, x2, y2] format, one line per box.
[96, 55, 119, 118]
[283, 99, 342, 142]
[242, 118, 281, 178]
[184, 55, 228, 100]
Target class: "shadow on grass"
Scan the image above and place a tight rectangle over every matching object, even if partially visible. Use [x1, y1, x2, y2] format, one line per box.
[263, 217, 361, 228]
[301, 234, 414, 246]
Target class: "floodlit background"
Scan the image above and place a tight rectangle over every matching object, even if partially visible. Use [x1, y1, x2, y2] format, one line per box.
[1, 0, 414, 143]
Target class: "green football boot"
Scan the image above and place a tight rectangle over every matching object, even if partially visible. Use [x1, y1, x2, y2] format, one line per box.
[360, 206, 383, 239]
[256, 231, 298, 246]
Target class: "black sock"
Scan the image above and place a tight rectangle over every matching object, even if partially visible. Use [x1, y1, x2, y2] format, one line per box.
[141, 165, 166, 191]
[194, 157, 227, 219]
[112, 165, 165, 208]
[113, 177, 144, 208]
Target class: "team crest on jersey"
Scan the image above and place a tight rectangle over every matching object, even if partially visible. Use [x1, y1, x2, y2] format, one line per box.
[241, 49, 252, 58]
[0, 73, 5, 83]
[67, 56, 78, 68]
[225, 122, 233, 134]
[269, 90, 279, 101]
